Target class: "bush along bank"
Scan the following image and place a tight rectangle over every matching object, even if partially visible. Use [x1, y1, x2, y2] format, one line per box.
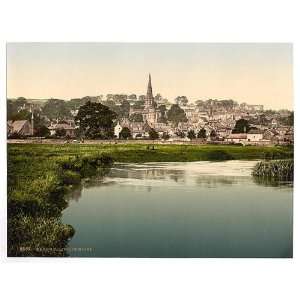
[7, 153, 113, 257]
[252, 159, 294, 181]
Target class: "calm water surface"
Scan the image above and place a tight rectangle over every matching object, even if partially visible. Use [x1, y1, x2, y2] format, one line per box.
[62, 161, 293, 257]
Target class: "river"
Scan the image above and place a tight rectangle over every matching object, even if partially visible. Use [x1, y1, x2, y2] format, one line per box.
[62, 160, 293, 258]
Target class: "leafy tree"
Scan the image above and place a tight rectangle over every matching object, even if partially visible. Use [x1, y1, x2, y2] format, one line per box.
[35, 125, 50, 137]
[175, 96, 188, 106]
[102, 100, 122, 117]
[42, 99, 71, 120]
[75, 101, 117, 139]
[132, 100, 145, 109]
[120, 100, 130, 118]
[128, 94, 137, 101]
[10, 109, 31, 121]
[7, 100, 18, 120]
[148, 128, 159, 140]
[187, 130, 196, 140]
[210, 129, 217, 140]
[288, 112, 294, 126]
[232, 119, 250, 133]
[138, 95, 146, 102]
[67, 97, 93, 110]
[119, 127, 131, 139]
[176, 130, 186, 138]
[157, 105, 167, 123]
[129, 113, 143, 122]
[162, 132, 170, 140]
[195, 100, 205, 107]
[167, 104, 187, 125]
[15, 97, 27, 107]
[114, 94, 128, 103]
[197, 128, 207, 139]
[55, 128, 66, 137]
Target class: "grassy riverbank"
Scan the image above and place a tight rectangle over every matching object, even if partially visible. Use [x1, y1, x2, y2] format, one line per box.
[7, 143, 293, 256]
[7, 144, 113, 256]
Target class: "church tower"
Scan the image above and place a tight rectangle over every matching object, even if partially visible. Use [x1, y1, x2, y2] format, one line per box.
[145, 73, 154, 108]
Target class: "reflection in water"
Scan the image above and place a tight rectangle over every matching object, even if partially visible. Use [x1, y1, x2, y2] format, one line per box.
[253, 176, 293, 188]
[63, 160, 293, 258]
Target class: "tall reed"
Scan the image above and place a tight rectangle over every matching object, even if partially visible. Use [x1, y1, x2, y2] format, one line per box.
[252, 159, 293, 180]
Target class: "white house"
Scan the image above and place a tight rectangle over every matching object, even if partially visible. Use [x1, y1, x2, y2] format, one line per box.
[225, 133, 247, 144]
[246, 129, 263, 142]
[114, 122, 123, 138]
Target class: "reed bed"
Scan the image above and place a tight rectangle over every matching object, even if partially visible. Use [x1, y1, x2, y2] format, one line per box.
[252, 159, 294, 180]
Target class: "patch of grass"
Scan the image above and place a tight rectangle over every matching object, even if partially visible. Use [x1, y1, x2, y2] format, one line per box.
[8, 214, 75, 257]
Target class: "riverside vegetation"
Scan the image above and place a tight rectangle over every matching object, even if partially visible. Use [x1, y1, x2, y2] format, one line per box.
[7, 143, 293, 256]
[252, 159, 294, 181]
[7, 145, 113, 256]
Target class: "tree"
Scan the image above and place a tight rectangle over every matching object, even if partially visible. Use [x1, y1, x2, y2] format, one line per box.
[210, 130, 217, 140]
[176, 131, 186, 138]
[157, 105, 167, 123]
[128, 94, 137, 101]
[129, 113, 143, 122]
[132, 100, 145, 109]
[187, 130, 196, 140]
[287, 112, 294, 126]
[232, 119, 250, 133]
[197, 128, 207, 139]
[138, 95, 146, 102]
[15, 97, 27, 107]
[119, 127, 131, 139]
[175, 96, 188, 106]
[75, 101, 117, 139]
[55, 128, 66, 137]
[167, 104, 188, 125]
[42, 99, 71, 120]
[10, 109, 31, 121]
[35, 125, 50, 137]
[195, 100, 205, 107]
[154, 93, 163, 103]
[120, 100, 130, 118]
[162, 132, 170, 140]
[148, 128, 159, 140]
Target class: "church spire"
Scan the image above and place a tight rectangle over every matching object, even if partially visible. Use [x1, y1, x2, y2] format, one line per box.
[146, 73, 153, 99]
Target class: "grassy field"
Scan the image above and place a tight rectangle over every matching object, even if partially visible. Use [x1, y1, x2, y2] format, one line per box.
[8, 143, 294, 163]
[7, 143, 293, 256]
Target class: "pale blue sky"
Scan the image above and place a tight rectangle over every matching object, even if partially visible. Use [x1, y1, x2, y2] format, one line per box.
[7, 43, 293, 109]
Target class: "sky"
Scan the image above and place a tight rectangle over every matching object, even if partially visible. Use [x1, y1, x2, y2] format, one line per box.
[7, 43, 293, 110]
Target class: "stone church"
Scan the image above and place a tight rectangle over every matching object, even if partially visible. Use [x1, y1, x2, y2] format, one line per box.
[129, 74, 161, 127]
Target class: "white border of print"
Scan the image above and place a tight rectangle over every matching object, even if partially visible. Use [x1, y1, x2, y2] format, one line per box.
[0, 0, 299, 300]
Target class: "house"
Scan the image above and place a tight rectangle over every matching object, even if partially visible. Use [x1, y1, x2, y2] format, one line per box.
[7, 120, 33, 136]
[225, 133, 247, 144]
[263, 129, 278, 141]
[48, 123, 75, 137]
[114, 122, 123, 138]
[216, 127, 232, 138]
[246, 129, 263, 142]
